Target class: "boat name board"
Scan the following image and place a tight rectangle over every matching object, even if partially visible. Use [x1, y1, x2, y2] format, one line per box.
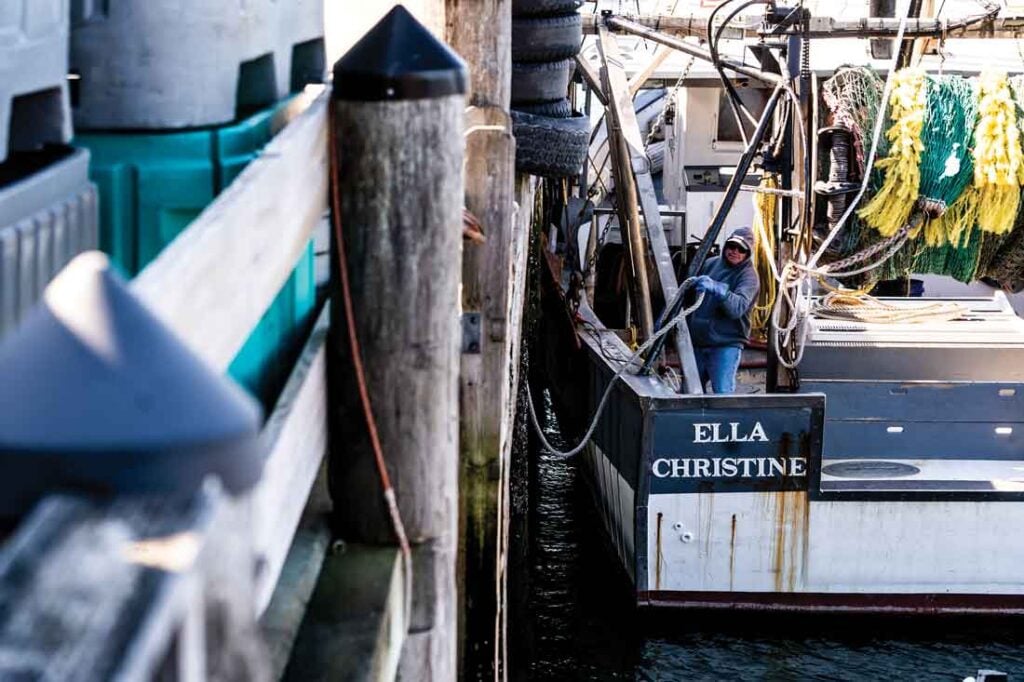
[652, 455, 806, 479]
[650, 409, 814, 493]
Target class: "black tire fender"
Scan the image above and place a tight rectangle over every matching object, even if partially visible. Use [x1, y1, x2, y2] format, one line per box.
[511, 59, 575, 105]
[512, 98, 573, 118]
[511, 13, 582, 63]
[512, 110, 591, 178]
[512, 0, 582, 16]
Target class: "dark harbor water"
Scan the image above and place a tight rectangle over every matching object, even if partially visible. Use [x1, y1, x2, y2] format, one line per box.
[516, 397, 1024, 681]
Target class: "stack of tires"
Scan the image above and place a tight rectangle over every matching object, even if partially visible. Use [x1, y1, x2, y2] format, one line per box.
[511, 0, 590, 178]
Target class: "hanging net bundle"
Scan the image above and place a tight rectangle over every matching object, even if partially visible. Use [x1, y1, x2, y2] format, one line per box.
[917, 75, 977, 247]
[969, 70, 1024, 236]
[857, 68, 927, 238]
[915, 71, 1024, 282]
[912, 75, 981, 281]
[822, 66, 1024, 286]
[979, 75, 1024, 289]
[821, 66, 888, 183]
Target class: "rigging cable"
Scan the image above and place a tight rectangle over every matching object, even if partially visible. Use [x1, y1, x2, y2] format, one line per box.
[768, 4, 914, 369]
[527, 283, 705, 459]
[708, 0, 766, 145]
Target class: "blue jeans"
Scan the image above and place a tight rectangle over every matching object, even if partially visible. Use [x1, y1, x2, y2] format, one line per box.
[694, 345, 742, 394]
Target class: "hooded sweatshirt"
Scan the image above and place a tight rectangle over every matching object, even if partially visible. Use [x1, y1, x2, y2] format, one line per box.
[686, 226, 760, 347]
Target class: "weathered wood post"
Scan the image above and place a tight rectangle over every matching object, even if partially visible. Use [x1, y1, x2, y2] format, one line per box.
[328, 7, 466, 681]
[444, 0, 525, 678]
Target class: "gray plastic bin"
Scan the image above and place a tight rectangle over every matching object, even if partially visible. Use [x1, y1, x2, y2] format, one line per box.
[70, 1, 325, 130]
[0, 149, 98, 337]
[0, 0, 73, 163]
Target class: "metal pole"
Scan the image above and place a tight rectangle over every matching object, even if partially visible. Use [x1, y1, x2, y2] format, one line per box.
[592, 12, 1012, 40]
[604, 15, 783, 86]
[640, 84, 785, 376]
[869, 0, 897, 59]
[610, 118, 656, 338]
[688, 85, 785, 278]
[896, 0, 925, 68]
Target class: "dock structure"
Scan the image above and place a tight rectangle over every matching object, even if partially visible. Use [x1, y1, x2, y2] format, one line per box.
[445, 0, 534, 678]
[0, 88, 329, 679]
[0, 2, 528, 680]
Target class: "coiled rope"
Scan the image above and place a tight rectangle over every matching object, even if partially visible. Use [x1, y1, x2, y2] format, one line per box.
[813, 290, 967, 324]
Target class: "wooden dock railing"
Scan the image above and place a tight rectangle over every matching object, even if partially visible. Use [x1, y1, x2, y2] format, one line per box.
[0, 89, 383, 680]
[0, 8, 489, 679]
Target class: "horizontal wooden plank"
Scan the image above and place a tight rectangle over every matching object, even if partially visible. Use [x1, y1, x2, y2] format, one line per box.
[131, 90, 328, 372]
[252, 304, 330, 613]
[283, 545, 406, 682]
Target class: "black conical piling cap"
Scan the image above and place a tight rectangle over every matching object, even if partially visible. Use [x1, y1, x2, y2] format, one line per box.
[333, 5, 467, 101]
[0, 252, 263, 517]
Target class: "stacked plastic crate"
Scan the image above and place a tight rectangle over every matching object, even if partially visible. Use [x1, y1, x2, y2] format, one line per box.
[69, 0, 326, 405]
[0, 0, 98, 338]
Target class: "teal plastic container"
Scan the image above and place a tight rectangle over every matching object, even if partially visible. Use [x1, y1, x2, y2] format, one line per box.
[76, 98, 317, 408]
[77, 99, 294, 276]
[228, 240, 316, 406]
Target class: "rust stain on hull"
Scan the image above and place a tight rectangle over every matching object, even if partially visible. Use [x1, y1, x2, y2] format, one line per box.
[729, 513, 737, 592]
[770, 490, 808, 592]
[766, 431, 810, 592]
[655, 512, 663, 591]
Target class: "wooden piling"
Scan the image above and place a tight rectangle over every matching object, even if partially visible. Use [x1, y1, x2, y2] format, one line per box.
[328, 8, 467, 680]
[445, 0, 525, 677]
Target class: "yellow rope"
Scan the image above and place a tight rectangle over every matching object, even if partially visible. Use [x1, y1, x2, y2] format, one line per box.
[750, 175, 778, 338]
[928, 185, 981, 247]
[858, 69, 927, 237]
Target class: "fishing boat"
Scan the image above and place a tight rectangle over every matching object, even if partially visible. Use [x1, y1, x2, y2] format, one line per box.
[536, 0, 1024, 613]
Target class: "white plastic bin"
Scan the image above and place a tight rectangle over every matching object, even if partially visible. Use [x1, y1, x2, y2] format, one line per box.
[70, 0, 325, 130]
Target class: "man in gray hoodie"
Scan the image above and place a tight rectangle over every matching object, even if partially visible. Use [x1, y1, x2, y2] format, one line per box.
[686, 226, 759, 393]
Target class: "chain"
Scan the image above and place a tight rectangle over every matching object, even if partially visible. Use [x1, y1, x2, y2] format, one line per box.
[820, 225, 911, 274]
[644, 54, 696, 153]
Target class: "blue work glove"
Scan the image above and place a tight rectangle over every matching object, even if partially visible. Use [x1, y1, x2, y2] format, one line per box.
[694, 276, 728, 298]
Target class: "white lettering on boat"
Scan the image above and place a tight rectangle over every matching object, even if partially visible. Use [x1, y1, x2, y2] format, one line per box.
[651, 457, 808, 479]
[693, 421, 769, 443]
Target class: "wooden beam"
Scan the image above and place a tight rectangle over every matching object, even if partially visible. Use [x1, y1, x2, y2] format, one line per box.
[628, 45, 674, 96]
[597, 26, 702, 392]
[455, 103, 516, 679]
[330, 42, 464, 681]
[260, 503, 331, 680]
[131, 91, 327, 373]
[597, 26, 655, 339]
[574, 54, 608, 106]
[282, 545, 407, 682]
[252, 305, 330, 613]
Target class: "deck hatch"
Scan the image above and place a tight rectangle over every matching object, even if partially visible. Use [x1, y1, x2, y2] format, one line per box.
[821, 460, 920, 479]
